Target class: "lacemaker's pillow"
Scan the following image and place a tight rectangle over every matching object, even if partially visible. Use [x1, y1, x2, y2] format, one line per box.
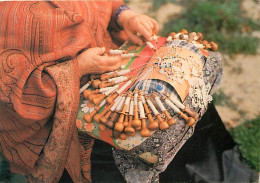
[76, 38, 223, 166]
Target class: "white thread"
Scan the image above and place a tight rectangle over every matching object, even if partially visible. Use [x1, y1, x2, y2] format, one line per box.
[79, 83, 90, 94]
[104, 85, 119, 96]
[116, 96, 126, 111]
[155, 96, 166, 111]
[109, 49, 123, 54]
[129, 100, 134, 116]
[117, 69, 131, 76]
[167, 36, 173, 42]
[169, 95, 185, 109]
[117, 80, 132, 94]
[164, 98, 180, 113]
[111, 96, 122, 111]
[146, 99, 159, 116]
[122, 53, 136, 58]
[99, 100, 106, 107]
[138, 100, 145, 118]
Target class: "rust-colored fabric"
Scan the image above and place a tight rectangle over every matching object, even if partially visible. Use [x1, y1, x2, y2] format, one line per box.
[0, 1, 125, 182]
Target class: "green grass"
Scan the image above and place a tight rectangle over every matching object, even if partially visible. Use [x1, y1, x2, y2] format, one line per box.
[160, 0, 260, 55]
[229, 115, 260, 171]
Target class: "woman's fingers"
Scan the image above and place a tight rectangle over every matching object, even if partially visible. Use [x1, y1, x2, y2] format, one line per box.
[96, 55, 122, 72]
[125, 29, 144, 46]
[150, 18, 159, 34]
[91, 47, 106, 55]
[123, 15, 159, 43]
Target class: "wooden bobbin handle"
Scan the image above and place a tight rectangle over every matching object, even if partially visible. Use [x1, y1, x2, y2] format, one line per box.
[143, 102, 159, 131]
[100, 110, 112, 124]
[169, 32, 176, 38]
[114, 105, 127, 132]
[131, 105, 141, 129]
[106, 112, 119, 129]
[180, 29, 188, 35]
[92, 94, 106, 106]
[100, 72, 117, 81]
[90, 74, 101, 80]
[140, 118, 150, 137]
[99, 124, 107, 132]
[106, 93, 119, 104]
[83, 89, 98, 99]
[196, 32, 203, 40]
[123, 115, 129, 127]
[88, 93, 99, 102]
[156, 114, 169, 130]
[83, 106, 101, 123]
[163, 110, 176, 126]
[119, 133, 127, 140]
[92, 80, 101, 89]
[99, 81, 115, 89]
[178, 111, 195, 126]
[124, 115, 135, 136]
[93, 103, 113, 123]
[209, 41, 218, 51]
[183, 107, 199, 120]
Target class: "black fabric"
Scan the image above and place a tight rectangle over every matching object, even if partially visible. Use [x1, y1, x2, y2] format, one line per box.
[91, 103, 256, 183]
[159, 103, 253, 182]
[91, 140, 125, 183]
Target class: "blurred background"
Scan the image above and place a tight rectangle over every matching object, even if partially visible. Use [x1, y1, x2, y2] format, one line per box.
[126, 0, 260, 176]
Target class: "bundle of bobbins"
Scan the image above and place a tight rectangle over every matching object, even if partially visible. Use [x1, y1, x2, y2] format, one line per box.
[79, 29, 218, 140]
[81, 78, 199, 140]
[167, 29, 219, 51]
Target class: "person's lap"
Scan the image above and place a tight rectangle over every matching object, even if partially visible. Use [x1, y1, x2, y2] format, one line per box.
[91, 103, 255, 182]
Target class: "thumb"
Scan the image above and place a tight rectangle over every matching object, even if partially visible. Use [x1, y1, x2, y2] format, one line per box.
[94, 47, 106, 55]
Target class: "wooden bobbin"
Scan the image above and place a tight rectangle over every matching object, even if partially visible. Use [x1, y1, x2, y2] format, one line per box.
[156, 114, 169, 130]
[90, 74, 101, 80]
[114, 107, 127, 132]
[180, 29, 188, 35]
[202, 40, 218, 51]
[106, 92, 119, 104]
[161, 96, 176, 126]
[92, 94, 106, 106]
[106, 112, 119, 129]
[163, 110, 176, 126]
[183, 107, 199, 120]
[92, 79, 101, 89]
[179, 111, 195, 126]
[99, 124, 107, 132]
[123, 115, 129, 127]
[137, 95, 150, 137]
[83, 89, 99, 100]
[124, 96, 135, 136]
[132, 89, 142, 130]
[101, 72, 118, 81]
[83, 106, 102, 123]
[100, 110, 112, 124]
[150, 93, 169, 130]
[93, 103, 113, 123]
[88, 93, 102, 103]
[143, 101, 159, 131]
[140, 118, 150, 137]
[196, 32, 203, 40]
[99, 80, 115, 89]
[119, 133, 127, 140]
[169, 32, 176, 38]
[132, 102, 141, 130]
[114, 92, 131, 132]
[124, 116, 135, 136]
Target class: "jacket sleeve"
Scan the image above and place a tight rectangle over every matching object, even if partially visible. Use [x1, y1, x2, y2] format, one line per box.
[0, 1, 84, 174]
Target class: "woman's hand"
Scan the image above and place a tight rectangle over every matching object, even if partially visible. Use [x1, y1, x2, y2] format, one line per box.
[77, 47, 122, 78]
[118, 10, 159, 45]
